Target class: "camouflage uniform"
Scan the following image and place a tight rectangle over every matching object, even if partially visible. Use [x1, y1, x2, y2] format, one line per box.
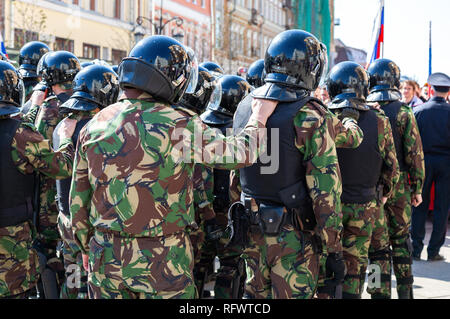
[175, 107, 217, 298]
[368, 103, 425, 298]
[1, 121, 74, 298]
[34, 95, 67, 293]
[240, 104, 364, 299]
[69, 90, 267, 299]
[56, 110, 97, 299]
[315, 113, 381, 299]
[337, 110, 399, 298]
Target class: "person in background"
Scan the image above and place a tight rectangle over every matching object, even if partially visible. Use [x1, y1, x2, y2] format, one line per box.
[401, 80, 423, 108]
[412, 72, 450, 262]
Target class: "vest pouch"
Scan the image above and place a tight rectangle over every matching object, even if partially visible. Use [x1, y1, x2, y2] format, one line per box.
[258, 204, 286, 236]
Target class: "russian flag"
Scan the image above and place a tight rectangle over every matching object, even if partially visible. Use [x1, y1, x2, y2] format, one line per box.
[367, 0, 384, 67]
[0, 32, 8, 58]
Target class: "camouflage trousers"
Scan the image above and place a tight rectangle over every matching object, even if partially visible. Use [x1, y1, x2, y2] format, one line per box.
[368, 173, 413, 299]
[57, 213, 88, 299]
[243, 225, 320, 299]
[88, 229, 196, 299]
[191, 209, 245, 299]
[341, 200, 378, 298]
[0, 221, 39, 298]
[35, 176, 65, 297]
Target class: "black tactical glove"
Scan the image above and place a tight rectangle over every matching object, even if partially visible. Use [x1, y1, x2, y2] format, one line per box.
[324, 252, 347, 289]
[338, 107, 360, 122]
[204, 218, 223, 241]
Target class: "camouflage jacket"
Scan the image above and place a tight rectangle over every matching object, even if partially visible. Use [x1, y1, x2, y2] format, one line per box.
[381, 102, 425, 195]
[11, 121, 75, 179]
[70, 90, 266, 253]
[35, 96, 63, 140]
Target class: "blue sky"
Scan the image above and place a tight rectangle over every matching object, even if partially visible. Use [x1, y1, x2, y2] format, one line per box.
[334, 0, 450, 85]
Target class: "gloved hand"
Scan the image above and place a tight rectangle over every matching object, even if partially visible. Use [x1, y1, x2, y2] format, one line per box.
[324, 252, 347, 288]
[338, 107, 360, 122]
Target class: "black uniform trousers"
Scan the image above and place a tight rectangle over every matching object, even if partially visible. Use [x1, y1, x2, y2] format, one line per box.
[411, 154, 450, 258]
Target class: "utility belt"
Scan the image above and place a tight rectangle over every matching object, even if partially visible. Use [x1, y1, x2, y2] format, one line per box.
[244, 197, 316, 236]
[341, 185, 383, 205]
[0, 197, 34, 228]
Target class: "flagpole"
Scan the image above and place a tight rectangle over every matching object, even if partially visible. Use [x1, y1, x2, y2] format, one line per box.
[428, 21, 432, 76]
[381, 0, 385, 58]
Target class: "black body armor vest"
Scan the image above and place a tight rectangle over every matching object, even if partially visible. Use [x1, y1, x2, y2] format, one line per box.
[233, 95, 318, 207]
[0, 118, 35, 227]
[382, 100, 407, 171]
[337, 109, 382, 204]
[55, 118, 90, 216]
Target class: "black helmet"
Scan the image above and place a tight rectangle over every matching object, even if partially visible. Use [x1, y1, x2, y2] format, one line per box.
[199, 61, 224, 78]
[119, 35, 196, 105]
[264, 29, 327, 91]
[18, 41, 50, 79]
[61, 64, 119, 112]
[0, 61, 25, 115]
[326, 61, 370, 111]
[179, 66, 221, 114]
[81, 61, 93, 68]
[201, 74, 251, 125]
[37, 51, 81, 87]
[246, 59, 265, 88]
[367, 58, 402, 102]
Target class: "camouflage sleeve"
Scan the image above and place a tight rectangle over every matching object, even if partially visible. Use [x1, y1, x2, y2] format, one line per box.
[11, 122, 74, 179]
[294, 105, 343, 254]
[70, 141, 94, 254]
[377, 112, 400, 198]
[398, 106, 425, 195]
[35, 99, 60, 139]
[21, 104, 40, 125]
[229, 169, 241, 203]
[331, 112, 364, 148]
[179, 115, 266, 170]
[193, 164, 215, 221]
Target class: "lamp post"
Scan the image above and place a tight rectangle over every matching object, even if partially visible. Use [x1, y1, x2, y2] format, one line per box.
[135, 0, 184, 38]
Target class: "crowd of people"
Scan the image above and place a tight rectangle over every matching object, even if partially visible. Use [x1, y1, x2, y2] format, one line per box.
[0, 28, 448, 300]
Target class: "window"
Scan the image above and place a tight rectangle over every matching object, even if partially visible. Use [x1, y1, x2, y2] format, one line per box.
[73, 0, 79, 5]
[114, 0, 122, 19]
[90, 0, 96, 11]
[112, 49, 127, 65]
[102, 47, 110, 61]
[54, 37, 74, 52]
[83, 43, 100, 59]
[14, 28, 38, 49]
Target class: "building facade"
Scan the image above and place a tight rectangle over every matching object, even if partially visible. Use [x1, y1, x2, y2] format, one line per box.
[292, 0, 334, 63]
[212, 0, 293, 74]
[2, 0, 153, 64]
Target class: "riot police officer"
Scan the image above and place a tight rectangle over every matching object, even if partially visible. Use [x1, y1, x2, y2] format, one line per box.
[69, 35, 276, 299]
[0, 60, 76, 299]
[200, 61, 224, 78]
[326, 61, 399, 299]
[200, 74, 252, 299]
[231, 29, 363, 299]
[366, 58, 425, 299]
[31, 50, 81, 298]
[412, 72, 450, 262]
[53, 64, 119, 299]
[18, 41, 51, 103]
[246, 59, 265, 89]
[176, 65, 222, 298]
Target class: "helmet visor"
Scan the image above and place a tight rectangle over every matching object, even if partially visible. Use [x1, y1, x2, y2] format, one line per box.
[185, 47, 199, 94]
[207, 79, 222, 110]
[318, 44, 329, 87]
